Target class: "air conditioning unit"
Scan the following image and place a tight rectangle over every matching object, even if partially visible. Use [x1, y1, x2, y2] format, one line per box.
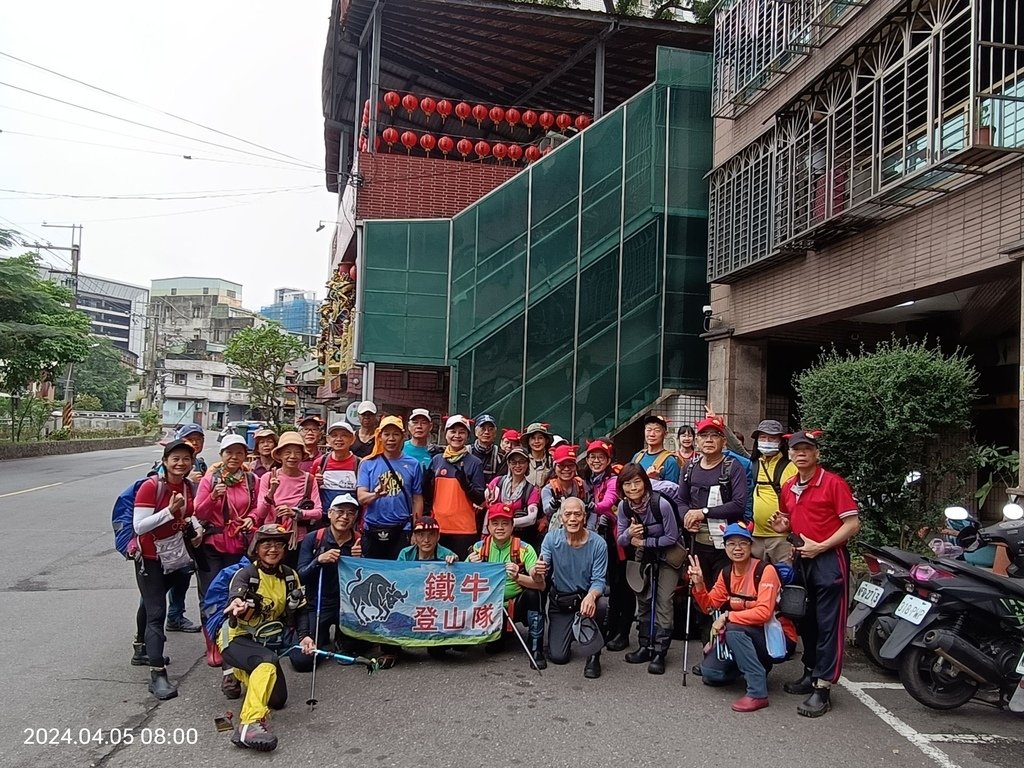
[538, 131, 571, 153]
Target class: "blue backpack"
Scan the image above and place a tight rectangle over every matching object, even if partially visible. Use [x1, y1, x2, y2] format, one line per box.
[112, 476, 163, 559]
[202, 557, 251, 639]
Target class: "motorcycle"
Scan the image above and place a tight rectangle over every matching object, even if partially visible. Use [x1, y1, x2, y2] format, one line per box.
[878, 503, 1024, 711]
[847, 544, 925, 672]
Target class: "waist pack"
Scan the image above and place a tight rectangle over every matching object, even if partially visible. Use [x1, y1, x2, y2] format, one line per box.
[551, 590, 584, 613]
[777, 584, 807, 619]
[154, 530, 192, 574]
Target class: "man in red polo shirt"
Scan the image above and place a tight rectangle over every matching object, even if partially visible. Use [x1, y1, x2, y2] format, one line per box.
[769, 430, 860, 718]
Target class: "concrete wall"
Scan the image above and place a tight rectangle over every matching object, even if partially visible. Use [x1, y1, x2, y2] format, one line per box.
[0, 435, 154, 461]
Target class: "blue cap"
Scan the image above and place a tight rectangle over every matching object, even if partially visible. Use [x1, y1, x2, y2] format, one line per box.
[176, 423, 204, 440]
[722, 523, 753, 542]
[474, 413, 496, 427]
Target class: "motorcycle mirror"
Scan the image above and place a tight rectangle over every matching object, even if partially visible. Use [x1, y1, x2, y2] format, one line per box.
[943, 506, 970, 521]
[904, 471, 922, 486]
[1002, 503, 1024, 521]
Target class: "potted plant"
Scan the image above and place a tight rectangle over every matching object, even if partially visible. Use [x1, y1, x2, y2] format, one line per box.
[974, 443, 1019, 518]
[973, 101, 996, 146]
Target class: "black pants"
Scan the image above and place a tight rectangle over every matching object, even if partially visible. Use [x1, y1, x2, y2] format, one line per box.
[547, 594, 607, 664]
[195, 546, 243, 604]
[440, 533, 477, 561]
[135, 559, 193, 668]
[362, 527, 409, 560]
[692, 541, 729, 590]
[221, 635, 289, 710]
[605, 555, 635, 639]
[799, 547, 850, 684]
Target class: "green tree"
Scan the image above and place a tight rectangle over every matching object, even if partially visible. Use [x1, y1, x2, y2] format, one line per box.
[0, 253, 92, 440]
[223, 324, 306, 431]
[74, 393, 103, 411]
[57, 337, 134, 412]
[519, 0, 711, 22]
[794, 338, 978, 548]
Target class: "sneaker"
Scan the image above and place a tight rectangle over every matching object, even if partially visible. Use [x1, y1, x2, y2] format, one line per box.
[231, 719, 278, 752]
[732, 695, 770, 713]
[798, 686, 832, 718]
[221, 673, 241, 700]
[784, 667, 815, 695]
[165, 617, 201, 633]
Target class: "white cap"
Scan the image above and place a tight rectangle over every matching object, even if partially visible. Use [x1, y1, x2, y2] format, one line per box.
[551, 434, 567, 447]
[219, 434, 248, 452]
[327, 421, 355, 435]
[329, 493, 359, 509]
[410, 408, 431, 421]
[445, 414, 471, 432]
[357, 400, 377, 414]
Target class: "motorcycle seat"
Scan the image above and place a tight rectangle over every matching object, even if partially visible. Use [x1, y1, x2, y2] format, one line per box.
[937, 558, 1024, 598]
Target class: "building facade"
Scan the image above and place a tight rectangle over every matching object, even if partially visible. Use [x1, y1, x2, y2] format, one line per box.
[706, 0, 1024, 458]
[259, 288, 319, 345]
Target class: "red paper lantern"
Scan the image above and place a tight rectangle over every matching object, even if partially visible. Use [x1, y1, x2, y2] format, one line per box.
[492, 142, 508, 161]
[420, 97, 436, 119]
[419, 133, 436, 154]
[455, 102, 471, 123]
[539, 111, 555, 130]
[575, 114, 591, 131]
[542, 147, 553, 156]
[472, 104, 488, 126]
[474, 140, 491, 158]
[382, 127, 399, 147]
[489, 106, 505, 125]
[525, 145, 541, 162]
[506, 108, 521, 129]
[358, 136, 367, 152]
[456, 138, 473, 158]
[522, 110, 538, 129]
[507, 144, 523, 162]
[383, 91, 400, 112]
[556, 113, 572, 132]
[437, 99, 453, 121]
[400, 130, 417, 152]
[349, 264, 358, 281]
[438, 136, 454, 155]
[401, 94, 419, 117]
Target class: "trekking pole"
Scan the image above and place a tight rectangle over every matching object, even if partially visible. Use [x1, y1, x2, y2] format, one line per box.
[503, 607, 542, 676]
[306, 568, 324, 709]
[648, 561, 658, 654]
[681, 576, 693, 687]
[280, 646, 387, 673]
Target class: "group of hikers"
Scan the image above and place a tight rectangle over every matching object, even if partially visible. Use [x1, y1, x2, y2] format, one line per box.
[122, 401, 860, 751]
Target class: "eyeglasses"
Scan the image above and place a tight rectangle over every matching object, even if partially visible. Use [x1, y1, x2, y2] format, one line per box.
[724, 540, 751, 549]
[332, 509, 358, 517]
[259, 541, 286, 551]
[300, 426, 320, 433]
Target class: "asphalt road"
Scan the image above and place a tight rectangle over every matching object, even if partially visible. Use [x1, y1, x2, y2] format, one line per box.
[1, 439, 1021, 768]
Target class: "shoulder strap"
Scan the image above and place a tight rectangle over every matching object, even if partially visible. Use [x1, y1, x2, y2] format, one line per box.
[511, 537, 522, 565]
[302, 474, 313, 503]
[480, 535, 491, 560]
[723, 560, 766, 599]
[311, 454, 323, 477]
[646, 492, 665, 527]
[718, 457, 734, 502]
[681, 456, 700, 486]
[771, 457, 789, 496]
[652, 450, 672, 472]
[315, 527, 327, 548]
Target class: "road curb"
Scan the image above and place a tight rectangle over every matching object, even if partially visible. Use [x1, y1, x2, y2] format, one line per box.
[0, 435, 157, 461]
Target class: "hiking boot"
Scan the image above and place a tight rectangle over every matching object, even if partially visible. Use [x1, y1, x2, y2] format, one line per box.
[148, 669, 178, 701]
[221, 672, 241, 700]
[584, 654, 602, 679]
[231, 719, 278, 752]
[131, 643, 169, 667]
[784, 668, 815, 695]
[798, 686, 832, 718]
[647, 652, 666, 675]
[625, 647, 652, 664]
[732, 695, 770, 713]
[605, 634, 629, 652]
[204, 630, 222, 668]
[165, 617, 201, 633]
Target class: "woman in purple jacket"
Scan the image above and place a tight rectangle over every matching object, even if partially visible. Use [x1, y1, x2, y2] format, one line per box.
[616, 463, 685, 675]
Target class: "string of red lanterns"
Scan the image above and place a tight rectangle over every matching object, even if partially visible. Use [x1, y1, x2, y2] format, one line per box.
[378, 127, 553, 164]
[379, 91, 590, 135]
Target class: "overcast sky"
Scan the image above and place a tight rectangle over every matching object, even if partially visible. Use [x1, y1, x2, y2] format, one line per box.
[0, 0, 337, 309]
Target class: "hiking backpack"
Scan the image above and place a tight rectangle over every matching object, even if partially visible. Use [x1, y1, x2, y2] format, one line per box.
[681, 454, 755, 521]
[112, 476, 165, 559]
[201, 558, 301, 639]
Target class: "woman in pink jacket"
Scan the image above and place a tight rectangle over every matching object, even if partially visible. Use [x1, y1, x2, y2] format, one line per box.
[252, 431, 323, 568]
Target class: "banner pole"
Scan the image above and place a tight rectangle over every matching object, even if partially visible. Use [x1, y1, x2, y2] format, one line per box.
[504, 607, 542, 676]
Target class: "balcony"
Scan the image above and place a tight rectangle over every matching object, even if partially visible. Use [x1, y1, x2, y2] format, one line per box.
[709, 0, 1024, 282]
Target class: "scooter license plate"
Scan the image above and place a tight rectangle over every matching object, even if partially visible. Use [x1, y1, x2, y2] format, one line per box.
[894, 594, 931, 625]
[1016, 649, 1024, 675]
[853, 581, 885, 608]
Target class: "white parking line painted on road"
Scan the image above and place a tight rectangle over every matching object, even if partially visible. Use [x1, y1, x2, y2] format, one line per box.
[923, 734, 1024, 745]
[120, 463, 149, 470]
[842, 681, 908, 690]
[839, 676, 961, 768]
[0, 482, 64, 499]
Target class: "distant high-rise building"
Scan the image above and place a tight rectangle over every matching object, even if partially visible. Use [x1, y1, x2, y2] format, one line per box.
[260, 287, 318, 340]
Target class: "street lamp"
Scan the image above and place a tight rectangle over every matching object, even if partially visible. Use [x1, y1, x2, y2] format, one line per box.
[316, 220, 346, 232]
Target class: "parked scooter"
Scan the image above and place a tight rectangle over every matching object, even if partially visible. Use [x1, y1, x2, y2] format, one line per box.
[878, 503, 1024, 711]
[847, 544, 925, 672]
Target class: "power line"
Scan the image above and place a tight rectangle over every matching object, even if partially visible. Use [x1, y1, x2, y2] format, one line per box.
[0, 80, 322, 170]
[1, 185, 320, 201]
[0, 50, 319, 167]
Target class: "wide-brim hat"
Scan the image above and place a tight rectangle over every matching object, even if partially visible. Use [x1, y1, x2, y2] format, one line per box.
[252, 428, 278, 444]
[521, 422, 551, 439]
[271, 431, 305, 462]
[248, 524, 291, 557]
[571, 613, 605, 656]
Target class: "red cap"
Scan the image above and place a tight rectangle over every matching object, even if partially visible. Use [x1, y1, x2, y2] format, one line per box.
[695, 416, 726, 435]
[502, 428, 521, 442]
[551, 444, 579, 465]
[585, 439, 612, 456]
[486, 503, 515, 521]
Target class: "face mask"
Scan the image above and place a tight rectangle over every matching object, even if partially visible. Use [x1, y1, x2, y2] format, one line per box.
[757, 441, 780, 455]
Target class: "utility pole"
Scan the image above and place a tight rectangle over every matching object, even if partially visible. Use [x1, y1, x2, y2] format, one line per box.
[41, 223, 82, 428]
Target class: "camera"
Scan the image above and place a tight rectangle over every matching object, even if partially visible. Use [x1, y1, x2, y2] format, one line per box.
[702, 304, 713, 316]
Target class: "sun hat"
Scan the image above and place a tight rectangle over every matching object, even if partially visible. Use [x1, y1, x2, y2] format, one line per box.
[271, 431, 305, 462]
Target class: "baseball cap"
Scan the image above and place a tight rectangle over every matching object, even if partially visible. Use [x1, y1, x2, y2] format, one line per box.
[788, 429, 821, 448]
[329, 493, 359, 509]
[327, 421, 355, 435]
[752, 419, 785, 438]
[505, 446, 529, 461]
[722, 522, 754, 542]
[502, 428, 521, 442]
[412, 516, 441, 532]
[475, 413, 496, 427]
[409, 408, 431, 421]
[357, 400, 377, 414]
[551, 444, 578, 465]
[551, 435, 567, 448]
[162, 438, 196, 458]
[642, 414, 667, 429]
[585, 439, 612, 456]
[175, 423, 204, 440]
[486, 503, 515, 521]
[445, 414, 472, 432]
[219, 435, 248, 453]
[695, 416, 726, 435]
[298, 414, 324, 428]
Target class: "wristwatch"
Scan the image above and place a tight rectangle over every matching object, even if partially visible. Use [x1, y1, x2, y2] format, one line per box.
[701, 507, 709, 517]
